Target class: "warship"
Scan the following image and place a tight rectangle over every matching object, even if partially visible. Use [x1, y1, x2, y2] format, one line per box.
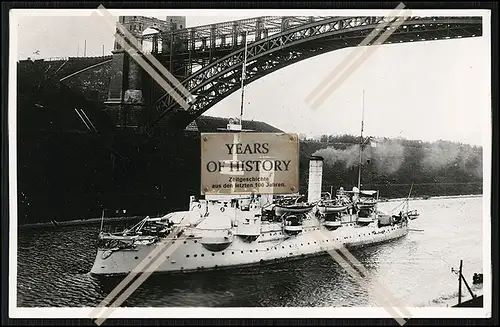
[90, 154, 412, 276]
[89, 32, 414, 276]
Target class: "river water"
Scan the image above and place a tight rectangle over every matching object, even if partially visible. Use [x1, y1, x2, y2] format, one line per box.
[16, 196, 484, 308]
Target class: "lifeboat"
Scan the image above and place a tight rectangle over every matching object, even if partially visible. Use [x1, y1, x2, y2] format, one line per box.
[275, 203, 315, 216]
[201, 232, 234, 252]
[318, 203, 348, 214]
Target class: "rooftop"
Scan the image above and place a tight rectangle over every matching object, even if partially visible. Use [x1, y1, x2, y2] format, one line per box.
[186, 115, 284, 133]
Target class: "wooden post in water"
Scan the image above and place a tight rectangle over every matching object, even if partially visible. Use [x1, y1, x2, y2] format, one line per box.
[461, 270, 476, 300]
[458, 259, 463, 305]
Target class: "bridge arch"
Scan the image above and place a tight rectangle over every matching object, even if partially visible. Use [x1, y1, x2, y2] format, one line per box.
[150, 15, 482, 131]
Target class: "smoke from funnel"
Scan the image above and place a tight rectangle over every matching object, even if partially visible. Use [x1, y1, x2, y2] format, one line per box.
[422, 141, 482, 178]
[313, 139, 405, 175]
[313, 138, 482, 178]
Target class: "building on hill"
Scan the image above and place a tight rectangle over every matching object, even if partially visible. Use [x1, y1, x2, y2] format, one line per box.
[185, 115, 284, 133]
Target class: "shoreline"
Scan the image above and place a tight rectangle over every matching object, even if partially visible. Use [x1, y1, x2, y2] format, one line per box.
[17, 193, 482, 229]
[381, 194, 482, 202]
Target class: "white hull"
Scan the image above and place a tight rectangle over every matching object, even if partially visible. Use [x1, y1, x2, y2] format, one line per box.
[90, 218, 408, 276]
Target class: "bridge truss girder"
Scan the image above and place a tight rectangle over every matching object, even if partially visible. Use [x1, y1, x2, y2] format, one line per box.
[148, 16, 482, 131]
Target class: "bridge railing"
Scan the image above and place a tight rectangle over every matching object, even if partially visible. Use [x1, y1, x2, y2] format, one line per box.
[141, 16, 338, 54]
[140, 15, 481, 56]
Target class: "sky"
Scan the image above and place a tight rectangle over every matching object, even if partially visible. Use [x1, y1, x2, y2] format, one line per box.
[14, 12, 490, 146]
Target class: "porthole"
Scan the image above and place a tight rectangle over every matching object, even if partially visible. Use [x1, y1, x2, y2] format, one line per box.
[183, 241, 187, 244]
[232, 252, 235, 254]
[186, 254, 190, 258]
[135, 256, 139, 259]
[222, 252, 225, 255]
[250, 250, 253, 253]
[241, 251, 244, 253]
[194, 240, 197, 243]
[256, 249, 259, 252]
[201, 254, 204, 257]
[212, 253, 215, 256]
[194, 254, 198, 257]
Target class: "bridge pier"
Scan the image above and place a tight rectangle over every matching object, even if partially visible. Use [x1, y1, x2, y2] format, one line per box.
[104, 15, 189, 132]
[105, 48, 146, 131]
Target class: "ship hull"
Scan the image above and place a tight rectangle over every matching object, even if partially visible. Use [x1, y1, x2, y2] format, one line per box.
[90, 220, 408, 276]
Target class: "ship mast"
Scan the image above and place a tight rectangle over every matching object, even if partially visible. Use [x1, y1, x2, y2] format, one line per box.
[239, 31, 249, 127]
[357, 90, 365, 190]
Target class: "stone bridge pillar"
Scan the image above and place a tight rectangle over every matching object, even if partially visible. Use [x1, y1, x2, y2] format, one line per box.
[106, 16, 145, 131]
[105, 15, 187, 132]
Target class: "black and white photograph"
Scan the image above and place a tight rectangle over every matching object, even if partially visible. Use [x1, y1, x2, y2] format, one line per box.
[7, 5, 492, 323]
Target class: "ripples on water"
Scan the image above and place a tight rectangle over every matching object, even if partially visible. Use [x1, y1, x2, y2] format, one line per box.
[16, 197, 483, 308]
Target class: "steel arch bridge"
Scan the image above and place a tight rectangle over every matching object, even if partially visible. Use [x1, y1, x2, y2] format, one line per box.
[138, 15, 482, 131]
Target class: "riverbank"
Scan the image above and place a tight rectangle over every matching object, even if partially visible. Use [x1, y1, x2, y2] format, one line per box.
[382, 194, 482, 203]
[18, 215, 145, 230]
